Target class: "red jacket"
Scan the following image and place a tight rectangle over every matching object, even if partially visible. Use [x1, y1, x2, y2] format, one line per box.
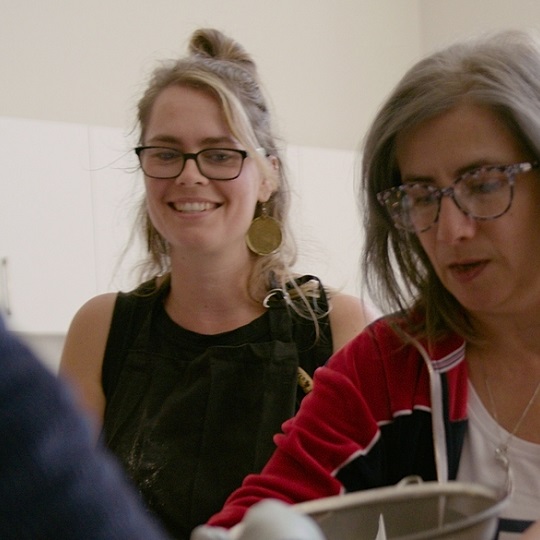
[208, 316, 469, 528]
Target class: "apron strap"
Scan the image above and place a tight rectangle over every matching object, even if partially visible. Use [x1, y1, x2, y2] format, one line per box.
[263, 275, 331, 397]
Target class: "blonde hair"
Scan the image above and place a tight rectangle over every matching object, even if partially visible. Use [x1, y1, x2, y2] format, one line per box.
[134, 28, 297, 300]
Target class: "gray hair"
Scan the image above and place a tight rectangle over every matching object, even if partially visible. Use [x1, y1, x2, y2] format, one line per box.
[361, 29, 540, 341]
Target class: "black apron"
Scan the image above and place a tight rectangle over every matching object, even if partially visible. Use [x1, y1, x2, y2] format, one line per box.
[101, 276, 332, 539]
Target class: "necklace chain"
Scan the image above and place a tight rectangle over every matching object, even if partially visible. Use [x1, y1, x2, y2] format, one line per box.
[484, 373, 540, 471]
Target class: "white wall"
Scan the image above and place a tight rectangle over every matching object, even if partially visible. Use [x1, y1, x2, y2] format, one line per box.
[0, 0, 421, 151]
[420, 0, 540, 53]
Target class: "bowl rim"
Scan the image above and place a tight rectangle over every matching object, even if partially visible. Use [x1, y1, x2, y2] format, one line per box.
[293, 480, 508, 539]
[293, 480, 505, 516]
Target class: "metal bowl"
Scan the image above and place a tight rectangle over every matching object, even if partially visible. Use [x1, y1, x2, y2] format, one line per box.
[293, 479, 507, 540]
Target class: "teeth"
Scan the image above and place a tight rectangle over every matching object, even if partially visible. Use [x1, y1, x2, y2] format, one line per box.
[173, 202, 214, 213]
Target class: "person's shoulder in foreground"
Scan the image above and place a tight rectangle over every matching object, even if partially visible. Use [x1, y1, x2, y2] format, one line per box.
[0, 316, 170, 540]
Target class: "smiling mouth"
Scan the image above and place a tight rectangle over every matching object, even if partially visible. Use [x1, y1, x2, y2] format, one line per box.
[170, 202, 218, 213]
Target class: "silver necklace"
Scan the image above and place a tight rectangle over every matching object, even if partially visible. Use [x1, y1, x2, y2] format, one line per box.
[484, 375, 540, 471]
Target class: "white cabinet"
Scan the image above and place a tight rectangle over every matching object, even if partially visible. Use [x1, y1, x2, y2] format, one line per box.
[287, 144, 363, 296]
[88, 126, 145, 294]
[0, 118, 146, 334]
[0, 117, 97, 333]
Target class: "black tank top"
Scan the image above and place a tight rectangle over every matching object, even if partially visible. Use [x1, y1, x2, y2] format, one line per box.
[101, 276, 333, 539]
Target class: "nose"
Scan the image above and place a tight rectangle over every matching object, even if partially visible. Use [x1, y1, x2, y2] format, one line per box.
[435, 195, 476, 244]
[174, 156, 209, 186]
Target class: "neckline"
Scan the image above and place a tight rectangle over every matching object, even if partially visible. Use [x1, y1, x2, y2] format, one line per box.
[468, 380, 540, 454]
[155, 299, 271, 343]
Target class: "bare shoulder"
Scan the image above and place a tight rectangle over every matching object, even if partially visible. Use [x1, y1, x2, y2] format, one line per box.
[59, 292, 118, 429]
[523, 521, 540, 539]
[327, 292, 379, 353]
[61, 292, 118, 359]
[67, 292, 118, 328]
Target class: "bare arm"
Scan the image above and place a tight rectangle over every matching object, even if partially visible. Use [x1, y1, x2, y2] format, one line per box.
[328, 293, 379, 353]
[59, 292, 117, 437]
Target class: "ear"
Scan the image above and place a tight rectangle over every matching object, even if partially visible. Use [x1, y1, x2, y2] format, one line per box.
[258, 155, 279, 202]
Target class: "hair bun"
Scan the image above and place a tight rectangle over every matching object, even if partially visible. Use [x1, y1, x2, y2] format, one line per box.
[189, 28, 257, 77]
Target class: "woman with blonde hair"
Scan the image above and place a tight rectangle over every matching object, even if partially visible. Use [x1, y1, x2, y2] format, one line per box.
[60, 27, 370, 539]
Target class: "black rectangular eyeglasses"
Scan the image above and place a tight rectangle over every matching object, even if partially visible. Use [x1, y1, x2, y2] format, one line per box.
[134, 146, 249, 181]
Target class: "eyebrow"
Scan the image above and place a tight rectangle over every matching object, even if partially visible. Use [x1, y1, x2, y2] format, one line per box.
[401, 161, 497, 185]
[145, 135, 239, 147]
[456, 161, 495, 176]
[401, 174, 433, 185]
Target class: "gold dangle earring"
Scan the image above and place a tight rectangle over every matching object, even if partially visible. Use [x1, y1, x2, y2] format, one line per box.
[245, 201, 283, 255]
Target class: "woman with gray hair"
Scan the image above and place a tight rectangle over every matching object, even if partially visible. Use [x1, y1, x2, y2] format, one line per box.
[59, 28, 369, 540]
[205, 29, 540, 538]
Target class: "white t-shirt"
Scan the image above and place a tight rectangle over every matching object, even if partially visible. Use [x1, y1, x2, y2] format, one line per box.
[457, 381, 540, 538]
